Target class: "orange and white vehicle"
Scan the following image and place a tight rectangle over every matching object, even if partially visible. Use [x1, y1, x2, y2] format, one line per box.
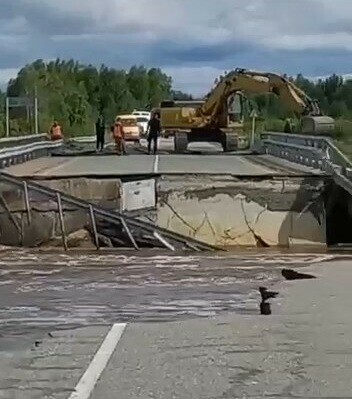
[116, 114, 142, 143]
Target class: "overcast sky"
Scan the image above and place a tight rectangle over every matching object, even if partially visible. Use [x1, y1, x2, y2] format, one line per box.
[0, 0, 352, 95]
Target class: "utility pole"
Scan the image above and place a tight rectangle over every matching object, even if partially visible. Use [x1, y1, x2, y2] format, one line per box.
[5, 97, 10, 137]
[25, 89, 30, 124]
[250, 110, 258, 149]
[34, 85, 39, 134]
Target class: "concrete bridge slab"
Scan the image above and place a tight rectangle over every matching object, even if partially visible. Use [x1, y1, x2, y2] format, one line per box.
[5, 153, 324, 179]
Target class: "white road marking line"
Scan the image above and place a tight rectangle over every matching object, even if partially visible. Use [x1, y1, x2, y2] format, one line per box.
[42, 158, 74, 176]
[68, 323, 127, 399]
[236, 155, 275, 173]
[153, 154, 159, 174]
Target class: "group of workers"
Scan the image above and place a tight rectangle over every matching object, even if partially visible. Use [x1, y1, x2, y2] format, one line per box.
[95, 112, 161, 155]
[49, 112, 161, 155]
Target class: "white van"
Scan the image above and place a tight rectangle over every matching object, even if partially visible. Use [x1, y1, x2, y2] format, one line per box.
[132, 110, 151, 136]
[132, 110, 151, 118]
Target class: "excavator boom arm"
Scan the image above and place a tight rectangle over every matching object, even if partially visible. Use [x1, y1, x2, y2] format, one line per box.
[199, 69, 322, 122]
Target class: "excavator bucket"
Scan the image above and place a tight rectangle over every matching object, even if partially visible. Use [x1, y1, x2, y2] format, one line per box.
[301, 116, 335, 136]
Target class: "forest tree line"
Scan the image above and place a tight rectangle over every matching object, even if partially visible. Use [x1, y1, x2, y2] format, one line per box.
[0, 59, 190, 136]
[0, 59, 352, 137]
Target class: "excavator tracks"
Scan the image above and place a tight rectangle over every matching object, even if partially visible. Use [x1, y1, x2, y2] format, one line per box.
[174, 132, 189, 154]
[222, 132, 238, 152]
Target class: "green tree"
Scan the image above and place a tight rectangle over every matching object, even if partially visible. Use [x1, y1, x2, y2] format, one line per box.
[171, 90, 193, 101]
[5, 59, 175, 136]
[6, 60, 352, 139]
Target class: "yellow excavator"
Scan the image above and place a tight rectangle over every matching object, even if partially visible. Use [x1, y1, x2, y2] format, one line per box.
[158, 68, 335, 153]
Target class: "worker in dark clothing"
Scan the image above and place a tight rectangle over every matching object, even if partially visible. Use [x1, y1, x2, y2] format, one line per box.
[95, 114, 105, 152]
[147, 112, 161, 154]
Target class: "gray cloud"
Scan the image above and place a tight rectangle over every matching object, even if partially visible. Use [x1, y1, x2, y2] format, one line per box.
[0, 0, 351, 94]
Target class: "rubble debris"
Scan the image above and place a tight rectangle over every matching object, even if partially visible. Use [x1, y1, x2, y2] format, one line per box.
[259, 286, 279, 302]
[88, 219, 165, 249]
[44, 229, 95, 248]
[282, 268, 316, 280]
[260, 302, 272, 315]
[259, 286, 278, 316]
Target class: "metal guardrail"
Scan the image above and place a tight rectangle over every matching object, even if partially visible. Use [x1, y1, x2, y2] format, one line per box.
[257, 132, 345, 171]
[0, 133, 49, 149]
[0, 139, 63, 168]
[259, 131, 352, 169]
[0, 134, 95, 169]
[68, 135, 95, 143]
[256, 131, 352, 194]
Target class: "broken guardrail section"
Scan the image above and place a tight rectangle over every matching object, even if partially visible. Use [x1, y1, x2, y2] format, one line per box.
[0, 171, 221, 252]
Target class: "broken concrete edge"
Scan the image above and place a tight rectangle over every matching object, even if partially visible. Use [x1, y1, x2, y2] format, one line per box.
[7, 172, 323, 181]
[0, 173, 330, 249]
[0, 172, 221, 251]
[157, 174, 329, 247]
[6, 164, 352, 249]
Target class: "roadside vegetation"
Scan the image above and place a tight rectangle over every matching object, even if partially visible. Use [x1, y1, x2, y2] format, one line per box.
[0, 58, 190, 137]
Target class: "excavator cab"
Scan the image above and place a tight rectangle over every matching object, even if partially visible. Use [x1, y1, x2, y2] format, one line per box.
[227, 92, 245, 124]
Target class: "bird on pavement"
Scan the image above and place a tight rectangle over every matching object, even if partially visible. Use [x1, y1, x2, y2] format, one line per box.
[259, 286, 279, 303]
[281, 269, 316, 281]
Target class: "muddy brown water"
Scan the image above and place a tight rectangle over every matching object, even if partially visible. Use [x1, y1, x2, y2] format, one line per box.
[0, 248, 336, 353]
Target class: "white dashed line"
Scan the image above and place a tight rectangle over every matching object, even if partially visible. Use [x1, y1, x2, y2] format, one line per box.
[153, 154, 159, 174]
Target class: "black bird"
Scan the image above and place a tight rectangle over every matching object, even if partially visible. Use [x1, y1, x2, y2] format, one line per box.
[34, 340, 42, 347]
[281, 269, 316, 281]
[259, 286, 279, 302]
[48, 332, 54, 338]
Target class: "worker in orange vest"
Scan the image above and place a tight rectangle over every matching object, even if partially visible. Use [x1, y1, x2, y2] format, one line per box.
[112, 117, 126, 155]
[50, 121, 63, 141]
